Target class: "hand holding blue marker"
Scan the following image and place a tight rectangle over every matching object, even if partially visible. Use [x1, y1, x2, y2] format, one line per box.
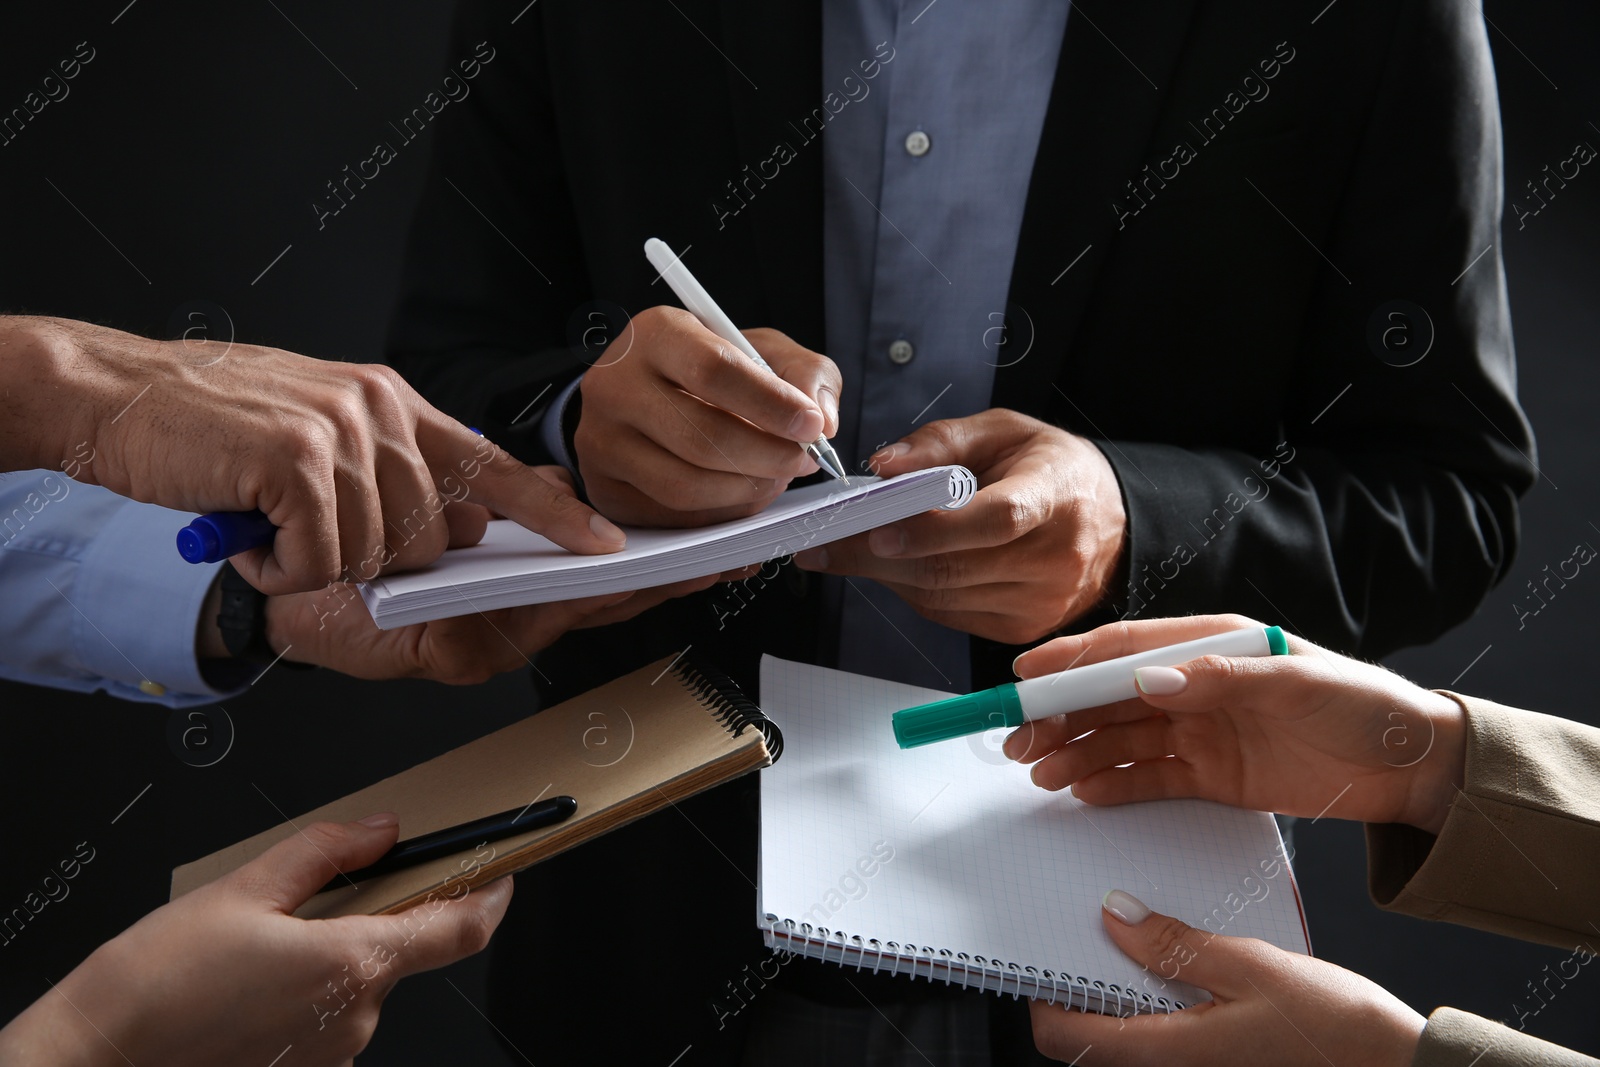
[892, 625, 1289, 748]
[178, 430, 487, 565]
[173, 425, 624, 575]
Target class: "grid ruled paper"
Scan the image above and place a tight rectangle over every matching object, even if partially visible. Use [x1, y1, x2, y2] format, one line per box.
[757, 656, 1310, 1011]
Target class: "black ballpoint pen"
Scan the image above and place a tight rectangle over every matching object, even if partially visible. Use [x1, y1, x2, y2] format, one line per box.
[320, 796, 577, 893]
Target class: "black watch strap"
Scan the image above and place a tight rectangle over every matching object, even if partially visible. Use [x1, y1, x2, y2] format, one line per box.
[216, 561, 274, 662]
[215, 562, 312, 670]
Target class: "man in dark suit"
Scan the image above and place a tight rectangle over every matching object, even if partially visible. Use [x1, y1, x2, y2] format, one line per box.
[386, 1, 1533, 1063]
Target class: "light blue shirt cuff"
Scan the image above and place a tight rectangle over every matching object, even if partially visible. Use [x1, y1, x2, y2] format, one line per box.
[0, 474, 243, 707]
[72, 499, 237, 702]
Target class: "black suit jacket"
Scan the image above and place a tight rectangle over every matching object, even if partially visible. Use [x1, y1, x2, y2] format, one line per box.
[386, 2, 1534, 1063]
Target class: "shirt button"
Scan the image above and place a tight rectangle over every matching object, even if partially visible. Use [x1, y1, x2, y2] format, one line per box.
[138, 679, 167, 697]
[904, 130, 931, 157]
[888, 339, 915, 365]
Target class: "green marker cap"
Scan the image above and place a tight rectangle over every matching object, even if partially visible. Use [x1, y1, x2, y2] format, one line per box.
[892, 683, 1026, 749]
[1265, 625, 1289, 656]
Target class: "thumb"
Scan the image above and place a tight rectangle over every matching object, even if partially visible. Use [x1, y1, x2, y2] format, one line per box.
[749, 328, 842, 438]
[1099, 889, 1256, 999]
[417, 416, 627, 555]
[229, 814, 401, 912]
[866, 410, 1038, 478]
[358, 876, 515, 980]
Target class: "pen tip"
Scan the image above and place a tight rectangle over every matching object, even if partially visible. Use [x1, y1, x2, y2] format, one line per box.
[812, 444, 849, 482]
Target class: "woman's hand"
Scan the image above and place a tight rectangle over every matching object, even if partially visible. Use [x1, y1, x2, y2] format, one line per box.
[1004, 615, 1467, 833]
[0, 815, 513, 1067]
[1030, 889, 1425, 1067]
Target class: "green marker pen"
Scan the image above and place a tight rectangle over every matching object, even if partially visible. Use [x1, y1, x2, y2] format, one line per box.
[892, 625, 1290, 749]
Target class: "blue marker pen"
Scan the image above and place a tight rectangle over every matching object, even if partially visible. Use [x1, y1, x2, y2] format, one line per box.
[176, 510, 276, 564]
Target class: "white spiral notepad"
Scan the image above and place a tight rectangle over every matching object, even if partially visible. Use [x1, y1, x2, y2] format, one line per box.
[361, 466, 976, 629]
[757, 656, 1311, 1015]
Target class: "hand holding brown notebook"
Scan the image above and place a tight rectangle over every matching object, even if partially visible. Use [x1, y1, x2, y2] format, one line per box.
[172, 656, 780, 919]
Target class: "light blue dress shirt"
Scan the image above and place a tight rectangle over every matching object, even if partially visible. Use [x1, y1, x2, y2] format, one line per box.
[0, 470, 239, 706]
[821, 0, 1069, 690]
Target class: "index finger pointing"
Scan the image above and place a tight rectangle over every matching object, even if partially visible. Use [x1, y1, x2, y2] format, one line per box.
[415, 416, 627, 554]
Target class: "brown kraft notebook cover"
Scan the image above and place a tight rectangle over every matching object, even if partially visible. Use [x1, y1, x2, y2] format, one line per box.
[170, 656, 781, 919]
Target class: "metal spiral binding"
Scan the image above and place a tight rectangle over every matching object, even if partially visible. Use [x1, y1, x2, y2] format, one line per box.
[938, 466, 979, 510]
[761, 915, 1180, 1015]
[672, 659, 784, 761]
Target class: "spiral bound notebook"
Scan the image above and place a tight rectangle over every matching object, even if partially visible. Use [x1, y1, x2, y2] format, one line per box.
[361, 465, 977, 628]
[757, 656, 1310, 1015]
[171, 655, 780, 920]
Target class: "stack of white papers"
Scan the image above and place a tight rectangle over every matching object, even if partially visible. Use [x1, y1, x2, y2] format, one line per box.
[360, 466, 976, 629]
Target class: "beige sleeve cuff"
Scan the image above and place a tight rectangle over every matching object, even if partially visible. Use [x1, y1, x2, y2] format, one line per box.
[1412, 1008, 1598, 1067]
[1366, 694, 1600, 949]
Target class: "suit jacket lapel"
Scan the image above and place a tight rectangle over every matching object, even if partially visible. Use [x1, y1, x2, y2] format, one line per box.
[994, 0, 1204, 416]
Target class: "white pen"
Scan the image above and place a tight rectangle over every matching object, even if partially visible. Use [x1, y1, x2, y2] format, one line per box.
[892, 625, 1290, 748]
[644, 237, 848, 482]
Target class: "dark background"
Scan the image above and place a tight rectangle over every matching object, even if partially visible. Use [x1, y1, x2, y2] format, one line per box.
[1, 1, 1596, 1062]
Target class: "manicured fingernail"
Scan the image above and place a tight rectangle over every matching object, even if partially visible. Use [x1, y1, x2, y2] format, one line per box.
[868, 527, 905, 558]
[871, 442, 911, 464]
[795, 548, 828, 570]
[357, 812, 398, 829]
[1002, 730, 1025, 760]
[788, 408, 824, 440]
[1103, 889, 1152, 925]
[818, 387, 839, 430]
[590, 513, 626, 545]
[1134, 666, 1188, 696]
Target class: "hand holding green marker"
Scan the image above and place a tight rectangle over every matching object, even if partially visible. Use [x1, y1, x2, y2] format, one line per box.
[892, 625, 1290, 748]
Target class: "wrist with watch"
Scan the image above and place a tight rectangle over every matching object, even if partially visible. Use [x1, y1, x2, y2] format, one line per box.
[202, 563, 314, 681]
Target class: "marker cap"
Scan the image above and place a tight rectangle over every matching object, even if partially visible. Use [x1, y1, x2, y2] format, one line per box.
[176, 521, 220, 564]
[892, 683, 1025, 749]
[176, 511, 277, 564]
